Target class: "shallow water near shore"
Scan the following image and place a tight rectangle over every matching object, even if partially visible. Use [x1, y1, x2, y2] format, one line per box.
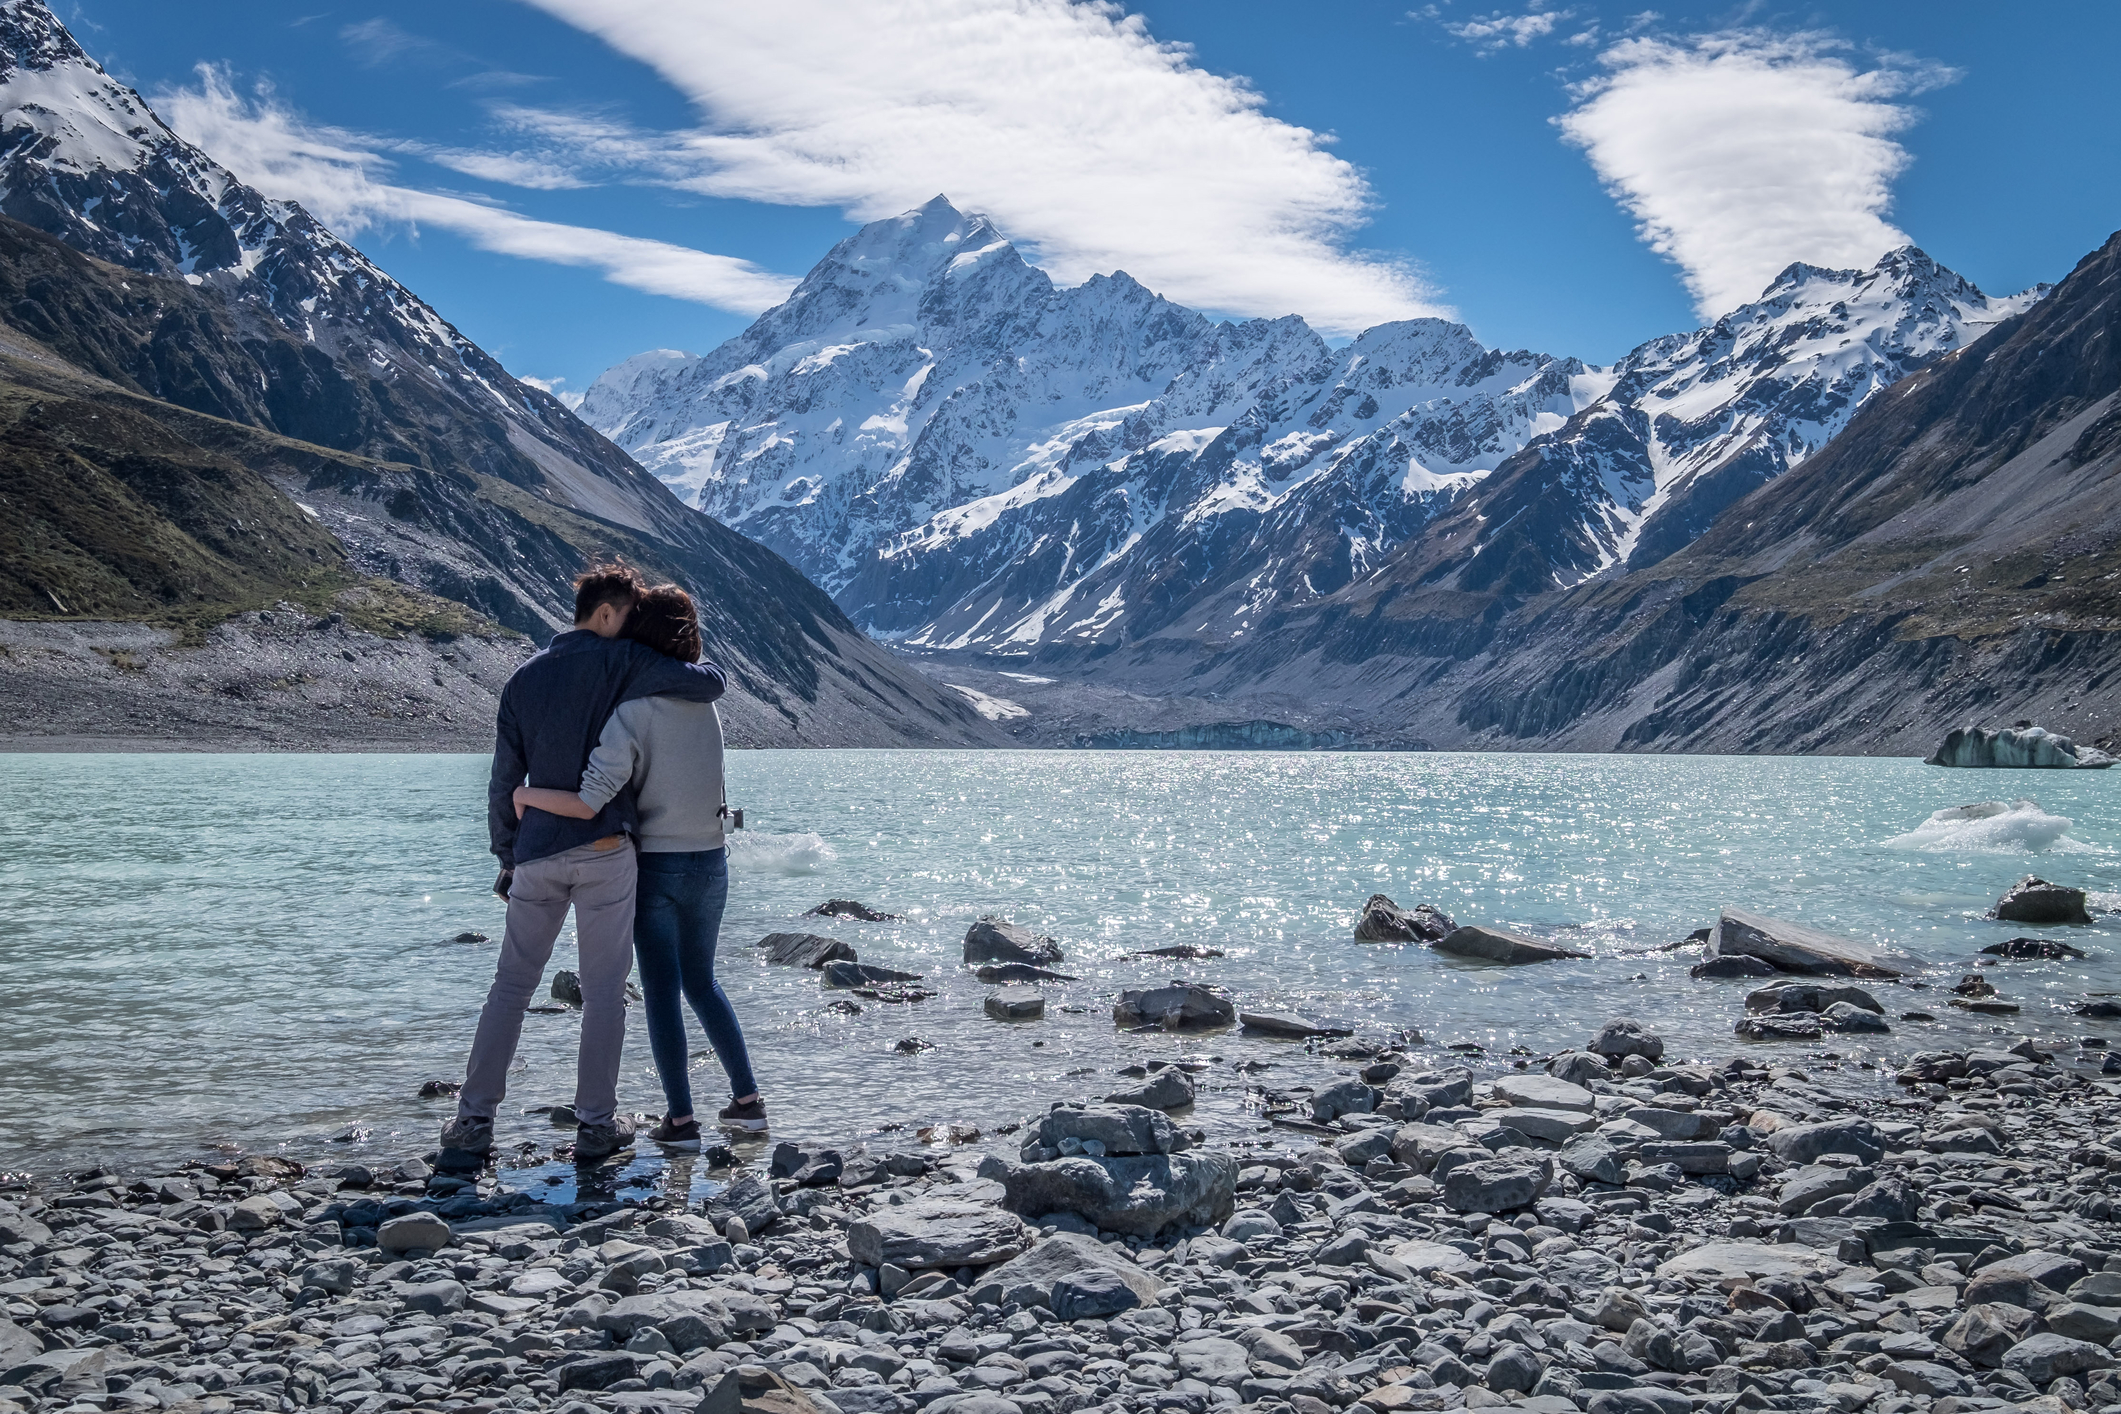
[3, 749, 2120, 1180]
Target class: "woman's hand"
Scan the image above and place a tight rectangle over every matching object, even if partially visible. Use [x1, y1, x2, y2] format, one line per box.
[513, 785, 531, 820]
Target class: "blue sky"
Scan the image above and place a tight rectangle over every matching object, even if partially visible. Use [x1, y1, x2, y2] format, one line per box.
[61, 0, 2121, 400]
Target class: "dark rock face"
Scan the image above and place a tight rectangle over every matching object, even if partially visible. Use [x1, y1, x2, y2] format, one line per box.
[1353, 895, 1456, 942]
[1993, 876, 2094, 926]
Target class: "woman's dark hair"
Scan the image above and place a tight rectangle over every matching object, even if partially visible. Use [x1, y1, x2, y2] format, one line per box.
[572, 560, 644, 624]
[627, 583, 702, 663]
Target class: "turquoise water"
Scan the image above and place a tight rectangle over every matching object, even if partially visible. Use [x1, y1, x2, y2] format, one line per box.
[2, 750, 2117, 1177]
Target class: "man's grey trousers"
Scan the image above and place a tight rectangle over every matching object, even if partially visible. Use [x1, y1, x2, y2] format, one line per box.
[458, 838, 637, 1128]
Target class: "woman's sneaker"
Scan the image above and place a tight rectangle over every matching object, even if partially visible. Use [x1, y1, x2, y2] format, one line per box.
[718, 1098, 769, 1132]
[650, 1116, 702, 1151]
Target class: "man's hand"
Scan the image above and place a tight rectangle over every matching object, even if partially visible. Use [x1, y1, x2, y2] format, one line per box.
[493, 869, 514, 900]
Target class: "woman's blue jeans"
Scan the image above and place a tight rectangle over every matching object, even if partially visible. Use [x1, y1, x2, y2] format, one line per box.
[633, 848, 757, 1117]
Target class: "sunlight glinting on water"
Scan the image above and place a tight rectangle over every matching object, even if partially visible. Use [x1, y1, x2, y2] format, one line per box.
[0, 749, 2115, 1174]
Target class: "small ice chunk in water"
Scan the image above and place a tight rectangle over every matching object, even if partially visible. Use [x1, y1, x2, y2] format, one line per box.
[729, 830, 839, 874]
[1882, 798, 2080, 852]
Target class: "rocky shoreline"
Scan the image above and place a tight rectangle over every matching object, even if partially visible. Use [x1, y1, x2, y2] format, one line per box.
[9, 1004, 2121, 1414]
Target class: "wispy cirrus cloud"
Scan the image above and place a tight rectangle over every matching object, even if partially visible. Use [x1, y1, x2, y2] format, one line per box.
[512, 0, 1443, 335]
[1557, 30, 1952, 319]
[153, 68, 796, 315]
[1433, 9, 1573, 54]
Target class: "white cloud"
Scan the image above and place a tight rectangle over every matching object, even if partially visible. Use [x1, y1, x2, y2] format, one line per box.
[152, 68, 795, 315]
[1557, 31, 1951, 319]
[516, 0, 1441, 335]
[1443, 10, 1572, 54]
[519, 374, 586, 409]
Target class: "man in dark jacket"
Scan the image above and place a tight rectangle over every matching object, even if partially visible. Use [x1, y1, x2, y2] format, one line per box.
[443, 563, 726, 1165]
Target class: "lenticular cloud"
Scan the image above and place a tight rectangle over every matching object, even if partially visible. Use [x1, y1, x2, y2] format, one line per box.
[1559, 32, 1948, 321]
[518, 0, 1440, 335]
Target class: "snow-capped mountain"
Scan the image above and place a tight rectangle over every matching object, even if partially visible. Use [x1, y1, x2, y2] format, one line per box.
[0, 0, 670, 529]
[584, 197, 1599, 649]
[1412, 248, 2047, 596]
[588, 199, 2040, 658]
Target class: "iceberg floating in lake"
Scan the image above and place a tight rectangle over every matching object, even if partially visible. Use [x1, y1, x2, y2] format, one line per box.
[1882, 798, 2082, 853]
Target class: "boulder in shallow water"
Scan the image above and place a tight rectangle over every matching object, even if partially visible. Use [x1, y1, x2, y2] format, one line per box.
[1983, 936, 2088, 959]
[1734, 1014, 1824, 1042]
[1992, 875, 2093, 926]
[1745, 981, 1883, 1015]
[1927, 724, 2115, 769]
[759, 932, 856, 968]
[975, 962, 1077, 982]
[1691, 953, 1778, 980]
[1114, 981, 1235, 1030]
[1353, 894, 1456, 942]
[821, 960, 923, 988]
[1238, 1010, 1349, 1039]
[1588, 1017, 1664, 1061]
[964, 917, 1064, 966]
[806, 898, 899, 921]
[1709, 907, 1920, 978]
[1822, 1001, 1891, 1033]
[1433, 925, 1589, 965]
[1132, 944, 1225, 959]
[550, 970, 582, 1005]
[983, 987, 1045, 1022]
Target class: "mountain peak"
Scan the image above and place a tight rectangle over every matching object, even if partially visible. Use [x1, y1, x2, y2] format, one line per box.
[0, 0, 87, 73]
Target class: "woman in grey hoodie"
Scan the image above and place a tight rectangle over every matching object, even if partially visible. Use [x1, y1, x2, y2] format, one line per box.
[515, 585, 764, 1147]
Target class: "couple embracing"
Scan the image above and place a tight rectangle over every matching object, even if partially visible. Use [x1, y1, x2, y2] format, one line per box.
[440, 563, 765, 1167]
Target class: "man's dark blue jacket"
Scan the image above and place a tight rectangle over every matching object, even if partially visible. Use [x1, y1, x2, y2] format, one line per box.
[487, 629, 727, 869]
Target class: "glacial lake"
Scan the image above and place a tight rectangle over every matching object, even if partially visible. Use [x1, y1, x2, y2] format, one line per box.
[3, 750, 2119, 1181]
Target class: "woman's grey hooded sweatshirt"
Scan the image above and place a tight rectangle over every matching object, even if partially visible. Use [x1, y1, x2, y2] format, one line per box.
[576, 697, 726, 852]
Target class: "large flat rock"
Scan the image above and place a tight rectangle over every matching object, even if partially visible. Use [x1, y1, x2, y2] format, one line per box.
[967, 1231, 1165, 1309]
[1434, 925, 1589, 966]
[845, 1199, 1031, 1270]
[1709, 907, 1922, 978]
[1657, 1241, 1844, 1282]
[1491, 1074, 1596, 1112]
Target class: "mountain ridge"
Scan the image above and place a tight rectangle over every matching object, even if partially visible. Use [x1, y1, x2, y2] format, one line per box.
[585, 198, 2040, 672]
[0, 1, 1003, 748]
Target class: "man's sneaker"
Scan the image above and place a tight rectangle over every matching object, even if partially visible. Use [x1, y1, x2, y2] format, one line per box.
[438, 1116, 493, 1157]
[574, 1117, 636, 1164]
[650, 1116, 702, 1151]
[717, 1097, 768, 1132]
